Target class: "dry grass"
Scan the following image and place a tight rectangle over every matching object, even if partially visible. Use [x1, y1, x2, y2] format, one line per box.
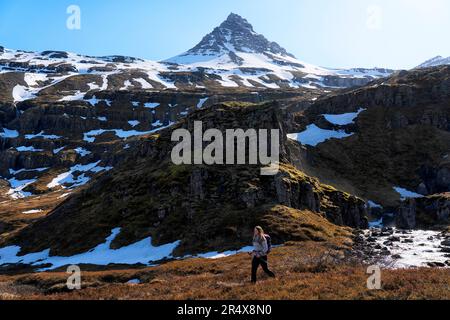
[0, 190, 68, 245]
[0, 241, 449, 300]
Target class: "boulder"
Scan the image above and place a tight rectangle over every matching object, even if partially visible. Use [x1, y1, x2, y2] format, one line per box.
[427, 262, 446, 268]
[396, 199, 417, 229]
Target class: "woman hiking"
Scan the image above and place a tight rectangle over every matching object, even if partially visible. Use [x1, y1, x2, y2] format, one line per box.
[250, 226, 276, 283]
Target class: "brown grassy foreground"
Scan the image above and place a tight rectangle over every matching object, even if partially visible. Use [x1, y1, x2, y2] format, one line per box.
[0, 241, 449, 300]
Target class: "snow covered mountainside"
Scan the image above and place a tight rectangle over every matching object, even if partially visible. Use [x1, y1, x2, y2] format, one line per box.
[417, 55, 450, 69]
[166, 13, 394, 89]
[0, 13, 394, 95]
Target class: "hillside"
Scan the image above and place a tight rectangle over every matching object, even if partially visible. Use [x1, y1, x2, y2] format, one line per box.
[1, 62, 450, 273]
[0, 102, 367, 269]
[287, 66, 450, 211]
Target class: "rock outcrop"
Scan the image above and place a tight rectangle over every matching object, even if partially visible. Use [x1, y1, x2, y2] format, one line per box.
[396, 199, 417, 229]
[396, 194, 450, 229]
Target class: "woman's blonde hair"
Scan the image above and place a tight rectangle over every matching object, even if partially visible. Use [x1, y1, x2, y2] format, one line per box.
[254, 226, 265, 241]
[255, 226, 265, 236]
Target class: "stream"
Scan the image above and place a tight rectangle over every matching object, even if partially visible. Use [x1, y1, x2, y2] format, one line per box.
[355, 226, 450, 268]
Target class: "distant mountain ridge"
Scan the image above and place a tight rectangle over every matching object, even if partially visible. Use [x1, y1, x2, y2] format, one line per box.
[417, 55, 450, 69]
[0, 13, 395, 92]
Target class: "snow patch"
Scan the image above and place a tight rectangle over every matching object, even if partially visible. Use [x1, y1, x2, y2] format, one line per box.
[287, 124, 353, 147]
[23, 209, 43, 214]
[47, 161, 112, 189]
[367, 200, 383, 209]
[12, 85, 35, 102]
[6, 178, 36, 199]
[24, 73, 48, 86]
[144, 102, 160, 109]
[53, 146, 65, 154]
[127, 279, 141, 284]
[83, 125, 172, 143]
[195, 246, 253, 259]
[323, 108, 365, 126]
[74, 147, 91, 157]
[25, 131, 61, 140]
[59, 91, 86, 101]
[197, 97, 209, 109]
[368, 218, 384, 228]
[9, 167, 48, 175]
[85, 96, 112, 107]
[120, 80, 133, 91]
[16, 146, 43, 152]
[134, 78, 152, 89]
[394, 187, 424, 200]
[0, 128, 19, 138]
[128, 120, 140, 127]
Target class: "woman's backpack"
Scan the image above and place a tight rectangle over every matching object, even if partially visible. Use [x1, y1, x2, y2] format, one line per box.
[264, 234, 272, 254]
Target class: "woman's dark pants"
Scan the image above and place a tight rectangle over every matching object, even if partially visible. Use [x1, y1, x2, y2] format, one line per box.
[251, 256, 275, 283]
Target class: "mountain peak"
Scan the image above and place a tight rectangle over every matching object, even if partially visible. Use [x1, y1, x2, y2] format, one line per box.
[227, 12, 245, 20]
[220, 13, 254, 32]
[168, 13, 295, 64]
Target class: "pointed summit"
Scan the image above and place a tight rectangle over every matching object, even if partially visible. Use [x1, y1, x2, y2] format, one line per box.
[166, 13, 294, 65]
[164, 13, 393, 87]
[219, 13, 255, 33]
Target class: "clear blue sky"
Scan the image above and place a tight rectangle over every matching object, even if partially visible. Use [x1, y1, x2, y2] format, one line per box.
[1, 0, 449, 69]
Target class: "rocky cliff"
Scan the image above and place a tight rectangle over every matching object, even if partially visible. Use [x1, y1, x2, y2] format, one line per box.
[288, 66, 450, 208]
[397, 193, 450, 229]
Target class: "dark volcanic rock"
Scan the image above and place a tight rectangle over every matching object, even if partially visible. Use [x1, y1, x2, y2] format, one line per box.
[321, 75, 374, 89]
[427, 262, 446, 267]
[396, 199, 417, 229]
[40, 51, 69, 59]
[395, 193, 450, 229]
